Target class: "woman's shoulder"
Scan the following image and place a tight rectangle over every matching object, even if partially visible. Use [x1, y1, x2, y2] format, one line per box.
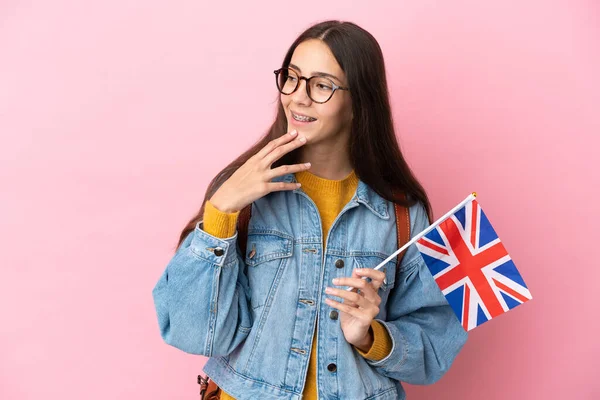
[388, 194, 430, 239]
[407, 200, 430, 239]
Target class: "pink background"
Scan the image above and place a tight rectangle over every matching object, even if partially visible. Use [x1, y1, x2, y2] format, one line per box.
[1, 1, 599, 399]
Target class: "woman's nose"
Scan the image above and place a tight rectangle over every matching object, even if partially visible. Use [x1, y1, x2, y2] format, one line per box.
[291, 78, 312, 105]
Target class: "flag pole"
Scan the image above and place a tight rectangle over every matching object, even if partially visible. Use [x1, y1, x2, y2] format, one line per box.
[345, 192, 478, 291]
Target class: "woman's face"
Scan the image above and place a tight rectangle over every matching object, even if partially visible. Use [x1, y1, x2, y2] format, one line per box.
[281, 39, 353, 146]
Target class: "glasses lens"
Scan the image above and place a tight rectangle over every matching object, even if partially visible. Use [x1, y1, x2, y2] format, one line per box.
[308, 77, 335, 103]
[276, 69, 298, 95]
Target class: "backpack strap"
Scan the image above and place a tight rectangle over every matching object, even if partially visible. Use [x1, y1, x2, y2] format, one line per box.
[394, 200, 411, 268]
[237, 204, 252, 257]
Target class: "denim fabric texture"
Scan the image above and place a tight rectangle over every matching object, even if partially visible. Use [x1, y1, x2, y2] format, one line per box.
[152, 173, 467, 400]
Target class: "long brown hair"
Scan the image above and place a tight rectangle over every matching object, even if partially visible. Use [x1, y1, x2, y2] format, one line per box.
[177, 20, 432, 247]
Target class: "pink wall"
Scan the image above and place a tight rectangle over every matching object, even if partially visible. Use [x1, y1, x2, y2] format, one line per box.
[1, 1, 598, 399]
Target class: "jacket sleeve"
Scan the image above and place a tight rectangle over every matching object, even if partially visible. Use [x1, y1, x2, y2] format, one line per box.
[367, 202, 468, 385]
[151, 219, 252, 357]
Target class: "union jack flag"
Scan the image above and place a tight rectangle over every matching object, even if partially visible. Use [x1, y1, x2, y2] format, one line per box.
[416, 199, 532, 331]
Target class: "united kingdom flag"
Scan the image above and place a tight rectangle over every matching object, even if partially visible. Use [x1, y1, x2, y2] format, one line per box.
[416, 199, 532, 331]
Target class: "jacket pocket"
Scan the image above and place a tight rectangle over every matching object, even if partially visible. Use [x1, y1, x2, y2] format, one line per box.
[244, 230, 293, 309]
[352, 254, 397, 292]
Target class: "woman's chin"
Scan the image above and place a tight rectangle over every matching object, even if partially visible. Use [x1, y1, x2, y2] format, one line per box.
[285, 121, 319, 143]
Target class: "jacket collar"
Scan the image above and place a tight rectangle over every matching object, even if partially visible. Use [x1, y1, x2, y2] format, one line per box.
[272, 173, 390, 220]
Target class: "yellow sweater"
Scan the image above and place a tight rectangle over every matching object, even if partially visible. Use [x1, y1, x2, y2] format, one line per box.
[203, 170, 392, 399]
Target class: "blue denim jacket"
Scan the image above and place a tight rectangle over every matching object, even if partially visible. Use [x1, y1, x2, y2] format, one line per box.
[152, 173, 467, 400]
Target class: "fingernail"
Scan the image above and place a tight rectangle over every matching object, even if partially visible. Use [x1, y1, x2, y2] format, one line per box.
[325, 287, 333, 294]
[299, 136, 306, 142]
[305, 162, 311, 167]
[290, 130, 298, 136]
[355, 269, 364, 274]
[332, 278, 340, 285]
[296, 183, 302, 187]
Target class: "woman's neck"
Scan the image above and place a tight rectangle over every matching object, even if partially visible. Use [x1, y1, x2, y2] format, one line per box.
[297, 135, 353, 180]
[301, 152, 352, 180]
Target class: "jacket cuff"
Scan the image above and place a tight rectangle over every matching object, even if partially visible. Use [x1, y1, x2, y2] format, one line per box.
[355, 321, 393, 361]
[203, 200, 240, 239]
[190, 221, 239, 267]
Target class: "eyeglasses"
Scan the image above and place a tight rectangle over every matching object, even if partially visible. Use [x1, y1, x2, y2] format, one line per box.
[274, 67, 349, 104]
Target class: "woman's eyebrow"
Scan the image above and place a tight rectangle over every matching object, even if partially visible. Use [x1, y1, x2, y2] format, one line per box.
[289, 63, 343, 83]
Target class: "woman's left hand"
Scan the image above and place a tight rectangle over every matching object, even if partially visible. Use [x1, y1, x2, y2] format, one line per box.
[324, 268, 386, 352]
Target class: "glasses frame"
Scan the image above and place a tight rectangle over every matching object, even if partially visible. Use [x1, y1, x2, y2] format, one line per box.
[274, 67, 350, 104]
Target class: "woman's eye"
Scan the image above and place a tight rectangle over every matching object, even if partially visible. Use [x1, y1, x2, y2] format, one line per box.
[288, 76, 297, 82]
[317, 83, 333, 91]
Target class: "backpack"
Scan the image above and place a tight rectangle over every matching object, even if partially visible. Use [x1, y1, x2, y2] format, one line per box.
[199, 201, 411, 400]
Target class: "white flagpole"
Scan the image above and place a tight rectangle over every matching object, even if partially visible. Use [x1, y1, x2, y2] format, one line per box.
[345, 192, 478, 291]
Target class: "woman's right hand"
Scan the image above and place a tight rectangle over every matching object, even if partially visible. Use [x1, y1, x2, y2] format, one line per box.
[209, 130, 311, 213]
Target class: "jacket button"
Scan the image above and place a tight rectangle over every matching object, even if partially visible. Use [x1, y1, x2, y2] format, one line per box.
[213, 247, 224, 257]
[329, 310, 338, 320]
[327, 363, 337, 372]
[335, 259, 344, 268]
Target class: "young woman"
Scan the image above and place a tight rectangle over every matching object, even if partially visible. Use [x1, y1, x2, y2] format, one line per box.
[152, 20, 467, 400]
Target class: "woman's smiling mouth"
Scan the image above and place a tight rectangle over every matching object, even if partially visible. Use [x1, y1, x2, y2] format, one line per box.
[291, 110, 317, 124]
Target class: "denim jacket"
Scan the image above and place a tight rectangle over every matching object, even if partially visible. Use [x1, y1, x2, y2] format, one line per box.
[152, 173, 467, 400]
